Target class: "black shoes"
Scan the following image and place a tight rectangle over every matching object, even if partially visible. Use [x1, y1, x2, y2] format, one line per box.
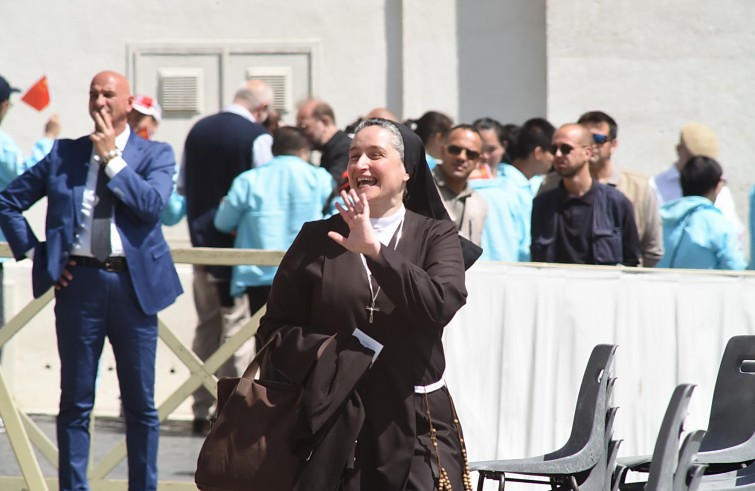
[192, 417, 210, 436]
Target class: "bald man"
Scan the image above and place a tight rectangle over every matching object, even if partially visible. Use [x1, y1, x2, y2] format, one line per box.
[0, 70, 182, 490]
[530, 123, 640, 266]
[182, 78, 274, 433]
[296, 98, 352, 182]
[364, 106, 398, 121]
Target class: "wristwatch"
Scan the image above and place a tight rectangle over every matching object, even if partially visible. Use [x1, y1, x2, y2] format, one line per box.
[101, 149, 121, 165]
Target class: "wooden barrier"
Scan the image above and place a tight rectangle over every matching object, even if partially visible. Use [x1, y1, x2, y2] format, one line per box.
[0, 245, 284, 491]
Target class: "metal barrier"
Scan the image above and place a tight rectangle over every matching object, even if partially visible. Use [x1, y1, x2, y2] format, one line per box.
[0, 245, 284, 491]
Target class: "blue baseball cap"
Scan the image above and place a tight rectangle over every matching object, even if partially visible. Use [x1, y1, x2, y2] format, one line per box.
[0, 75, 20, 102]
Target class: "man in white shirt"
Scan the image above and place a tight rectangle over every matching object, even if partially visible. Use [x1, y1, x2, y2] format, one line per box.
[651, 123, 743, 240]
[181, 79, 274, 434]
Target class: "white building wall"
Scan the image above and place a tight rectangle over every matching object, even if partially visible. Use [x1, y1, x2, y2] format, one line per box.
[546, 0, 755, 254]
[401, 0, 460, 120]
[456, 0, 547, 124]
[2, 0, 393, 143]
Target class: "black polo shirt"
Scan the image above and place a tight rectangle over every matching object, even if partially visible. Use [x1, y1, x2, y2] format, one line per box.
[554, 181, 598, 264]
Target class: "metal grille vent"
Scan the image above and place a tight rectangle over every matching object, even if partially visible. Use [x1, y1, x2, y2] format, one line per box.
[246, 66, 293, 115]
[158, 68, 203, 113]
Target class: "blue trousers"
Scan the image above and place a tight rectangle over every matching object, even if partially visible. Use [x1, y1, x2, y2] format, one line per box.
[54, 264, 159, 491]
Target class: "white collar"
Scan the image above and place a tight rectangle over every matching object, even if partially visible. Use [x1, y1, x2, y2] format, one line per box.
[369, 205, 406, 246]
[223, 103, 257, 123]
[115, 125, 130, 151]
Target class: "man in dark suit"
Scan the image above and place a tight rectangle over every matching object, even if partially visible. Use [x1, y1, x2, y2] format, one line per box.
[182, 79, 273, 433]
[0, 70, 182, 491]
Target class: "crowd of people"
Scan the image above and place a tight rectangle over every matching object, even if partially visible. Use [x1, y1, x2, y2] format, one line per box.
[0, 69, 752, 490]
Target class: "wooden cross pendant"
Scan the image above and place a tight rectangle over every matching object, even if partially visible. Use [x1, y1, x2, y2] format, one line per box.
[366, 305, 380, 324]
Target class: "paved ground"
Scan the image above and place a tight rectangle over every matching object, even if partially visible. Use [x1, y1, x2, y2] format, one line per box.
[0, 415, 204, 483]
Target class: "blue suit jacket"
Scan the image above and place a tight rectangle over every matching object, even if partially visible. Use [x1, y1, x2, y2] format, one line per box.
[0, 132, 183, 315]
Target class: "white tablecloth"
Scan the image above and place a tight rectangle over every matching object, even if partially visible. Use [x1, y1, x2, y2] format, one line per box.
[443, 262, 755, 462]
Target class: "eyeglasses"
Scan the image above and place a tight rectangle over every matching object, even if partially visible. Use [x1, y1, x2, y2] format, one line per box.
[592, 133, 611, 144]
[447, 144, 481, 160]
[547, 143, 587, 156]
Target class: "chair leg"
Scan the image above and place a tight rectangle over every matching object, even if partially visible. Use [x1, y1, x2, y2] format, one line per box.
[612, 465, 628, 491]
[477, 473, 485, 491]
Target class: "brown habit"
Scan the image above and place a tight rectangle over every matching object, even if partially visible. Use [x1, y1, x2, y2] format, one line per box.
[258, 209, 469, 491]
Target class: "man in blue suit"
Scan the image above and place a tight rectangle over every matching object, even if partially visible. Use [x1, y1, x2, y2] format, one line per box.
[0, 70, 183, 491]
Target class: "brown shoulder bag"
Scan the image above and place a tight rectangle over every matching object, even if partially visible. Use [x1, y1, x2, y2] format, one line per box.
[194, 339, 304, 491]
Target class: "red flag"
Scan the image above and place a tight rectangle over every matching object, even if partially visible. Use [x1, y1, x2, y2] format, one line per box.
[21, 76, 50, 111]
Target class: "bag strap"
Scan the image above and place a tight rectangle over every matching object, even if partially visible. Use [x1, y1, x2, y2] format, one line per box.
[241, 333, 337, 381]
[240, 337, 277, 380]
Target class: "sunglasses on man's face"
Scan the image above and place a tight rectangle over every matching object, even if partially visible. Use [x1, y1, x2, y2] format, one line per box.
[592, 133, 611, 144]
[547, 143, 585, 156]
[447, 144, 481, 161]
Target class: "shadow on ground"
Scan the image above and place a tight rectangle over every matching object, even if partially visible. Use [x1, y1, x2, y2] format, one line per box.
[0, 415, 204, 481]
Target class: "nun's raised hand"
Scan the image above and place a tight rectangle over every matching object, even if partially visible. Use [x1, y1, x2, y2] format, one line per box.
[328, 189, 382, 260]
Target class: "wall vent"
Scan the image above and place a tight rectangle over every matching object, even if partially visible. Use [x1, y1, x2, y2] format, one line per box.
[158, 68, 203, 113]
[246, 66, 293, 115]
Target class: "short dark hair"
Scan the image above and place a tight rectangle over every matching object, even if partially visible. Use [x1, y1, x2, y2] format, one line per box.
[500, 124, 519, 163]
[472, 117, 505, 144]
[507, 117, 555, 161]
[473, 118, 519, 162]
[447, 124, 480, 140]
[405, 111, 453, 145]
[271, 126, 311, 157]
[680, 156, 723, 197]
[577, 110, 618, 140]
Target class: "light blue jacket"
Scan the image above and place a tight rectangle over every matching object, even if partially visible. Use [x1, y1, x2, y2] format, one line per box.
[498, 162, 543, 197]
[0, 130, 54, 185]
[426, 153, 438, 170]
[0, 130, 54, 255]
[470, 177, 530, 262]
[160, 163, 186, 226]
[658, 196, 746, 270]
[214, 155, 334, 295]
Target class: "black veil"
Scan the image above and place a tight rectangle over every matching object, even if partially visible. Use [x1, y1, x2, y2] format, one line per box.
[378, 119, 483, 270]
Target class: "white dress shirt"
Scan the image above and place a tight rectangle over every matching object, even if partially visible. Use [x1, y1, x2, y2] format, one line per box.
[69, 127, 130, 258]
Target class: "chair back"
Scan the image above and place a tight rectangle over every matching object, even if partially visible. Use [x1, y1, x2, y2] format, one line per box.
[546, 344, 617, 465]
[645, 384, 696, 491]
[699, 335, 755, 462]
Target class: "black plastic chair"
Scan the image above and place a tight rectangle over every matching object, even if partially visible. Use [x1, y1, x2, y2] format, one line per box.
[619, 335, 755, 484]
[697, 335, 755, 466]
[641, 384, 706, 491]
[471, 344, 618, 491]
[694, 461, 755, 491]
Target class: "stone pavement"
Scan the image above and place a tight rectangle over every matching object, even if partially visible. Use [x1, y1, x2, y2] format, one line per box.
[0, 415, 204, 484]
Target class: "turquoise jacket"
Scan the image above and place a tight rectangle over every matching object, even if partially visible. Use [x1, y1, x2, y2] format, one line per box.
[0, 130, 54, 184]
[426, 153, 438, 170]
[0, 130, 54, 255]
[658, 196, 745, 270]
[160, 163, 186, 226]
[498, 162, 543, 197]
[214, 155, 334, 295]
[470, 177, 530, 262]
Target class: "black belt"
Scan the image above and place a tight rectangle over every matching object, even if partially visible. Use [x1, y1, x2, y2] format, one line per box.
[70, 255, 128, 272]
